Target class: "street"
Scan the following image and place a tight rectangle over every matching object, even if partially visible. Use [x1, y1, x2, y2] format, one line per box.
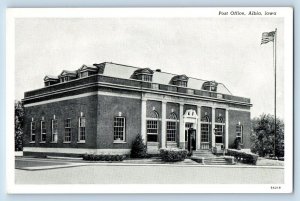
[15, 157, 284, 184]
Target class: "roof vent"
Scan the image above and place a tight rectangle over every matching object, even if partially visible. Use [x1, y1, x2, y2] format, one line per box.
[155, 69, 161, 72]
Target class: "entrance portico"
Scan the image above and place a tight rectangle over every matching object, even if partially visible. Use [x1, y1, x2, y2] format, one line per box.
[142, 94, 231, 154]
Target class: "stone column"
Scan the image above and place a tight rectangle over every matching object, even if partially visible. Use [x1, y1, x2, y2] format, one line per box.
[211, 107, 216, 148]
[225, 109, 229, 149]
[141, 98, 147, 143]
[196, 106, 201, 150]
[161, 101, 167, 148]
[179, 103, 185, 149]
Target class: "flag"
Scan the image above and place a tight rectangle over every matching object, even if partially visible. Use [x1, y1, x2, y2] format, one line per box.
[261, 31, 276, 44]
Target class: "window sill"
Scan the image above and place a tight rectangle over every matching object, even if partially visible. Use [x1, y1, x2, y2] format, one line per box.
[39, 141, 46, 144]
[63, 141, 71, 144]
[50, 141, 58, 143]
[29, 141, 36, 144]
[77, 141, 86, 144]
[113, 141, 126, 144]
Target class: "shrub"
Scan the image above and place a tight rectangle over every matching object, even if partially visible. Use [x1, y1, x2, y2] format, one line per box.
[160, 148, 188, 162]
[130, 134, 147, 158]
[227, 149, 258, 165]
[83, 154, 126, 161]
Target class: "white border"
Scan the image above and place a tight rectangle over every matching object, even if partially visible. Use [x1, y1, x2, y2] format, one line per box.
[6, 7, 293, 194]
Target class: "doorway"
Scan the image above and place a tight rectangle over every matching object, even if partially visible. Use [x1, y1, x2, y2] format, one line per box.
[187, 128, 196, 152]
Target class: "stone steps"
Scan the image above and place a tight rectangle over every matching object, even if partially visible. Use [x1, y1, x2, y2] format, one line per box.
[191, 150, 234, 165]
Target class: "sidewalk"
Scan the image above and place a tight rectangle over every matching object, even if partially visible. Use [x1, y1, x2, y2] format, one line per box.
[15, 156, 284, 171]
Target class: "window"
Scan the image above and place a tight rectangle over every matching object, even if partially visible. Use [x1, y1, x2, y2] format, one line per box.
[201, 116, 211, 143]
[40, 121, 46, 142]
[177, 80, 187, 87]
[114, 117, 125, 141]
[30, 121, 36, 142]
[166, 121, 177, 142]
[79, 117, 86, 141]
[236, 124, 243, 144]
[147, 120, 158, 142]
[64, 119, 71, 142]
[61, 76, 69, 83]
[51, 119, 58, 142]
[215, 125, 224, 143]
[80, 71, 88, 78]
[142, 74, 152, 82]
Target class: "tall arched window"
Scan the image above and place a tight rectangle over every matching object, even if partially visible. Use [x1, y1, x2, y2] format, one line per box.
[166, 112, 178, 142]
[147, 110, 159, 142]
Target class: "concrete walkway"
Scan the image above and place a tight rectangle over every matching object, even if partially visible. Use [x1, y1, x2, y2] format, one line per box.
[15, 157, 284, 184]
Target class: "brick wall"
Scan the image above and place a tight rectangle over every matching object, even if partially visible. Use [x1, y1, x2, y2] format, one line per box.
[97, 95, 141, 149]
[228, 110, 251, 149]
[23, 95, 98, 149]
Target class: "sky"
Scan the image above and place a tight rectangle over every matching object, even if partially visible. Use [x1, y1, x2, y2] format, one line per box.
[15, 17, 284, 119]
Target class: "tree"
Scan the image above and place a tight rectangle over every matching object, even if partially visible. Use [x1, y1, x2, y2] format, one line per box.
[250, 114, 284, 158]
[130, 134, 147, 158]
[15, 100, 24, 151]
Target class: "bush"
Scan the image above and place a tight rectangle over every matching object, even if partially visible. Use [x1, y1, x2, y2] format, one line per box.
[130, 134, 147, 158]
[227, 149, 258, 165]
[83, 154, 126, 161]
[160, 148, 188, 162]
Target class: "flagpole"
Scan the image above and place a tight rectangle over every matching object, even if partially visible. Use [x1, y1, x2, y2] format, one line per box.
[273, 28, 277, 157]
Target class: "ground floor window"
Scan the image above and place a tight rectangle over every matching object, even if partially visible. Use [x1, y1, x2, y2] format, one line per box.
[40, 120, 46, 142]
[79, 117, 86, 141]
[64, 118, 71, 142]
[166, 121, 177, 142]
[51, 119, 58, 142]
[236, 124, 243, 143]
[215, 124, 224, 144]
[114, 117, 125, 141]
[201, 123, 210, 143]
[147, 120, 158, 142]
[30, 121, 36, 142]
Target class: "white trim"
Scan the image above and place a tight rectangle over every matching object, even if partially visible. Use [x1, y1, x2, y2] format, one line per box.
[24, 90, 141, 107]
[23, 147, 131, 155]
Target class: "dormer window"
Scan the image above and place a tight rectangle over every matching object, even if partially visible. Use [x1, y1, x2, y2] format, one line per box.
[79, 64, 98, 78]
[59, 70, 77, 83]
[44, 75, 59, 87]
[171, 74, 189, 87]
[132, 68, 154, 82]
[202, 81, 218, 92]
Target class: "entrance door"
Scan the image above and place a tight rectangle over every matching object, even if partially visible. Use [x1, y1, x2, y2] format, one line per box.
[187, 128, 196, 152]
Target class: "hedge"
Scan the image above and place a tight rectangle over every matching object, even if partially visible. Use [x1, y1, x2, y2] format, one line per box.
[227, 149, 258, 165]
[83, 154, 126, 161]
[160, 149, 188, 162]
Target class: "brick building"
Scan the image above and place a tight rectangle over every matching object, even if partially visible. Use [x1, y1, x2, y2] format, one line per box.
[22, 62, 252, 156]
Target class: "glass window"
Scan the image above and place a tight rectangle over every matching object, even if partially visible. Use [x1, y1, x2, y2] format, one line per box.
[79, 117, 86, 141]
[81, 71, 88, 78]
[201, 116, 211, 143]
[147, 120, 158, 142]
[215, 124, 224, 144]
[114, 117, 125, 141]
[142, 74, 152, 82]
[51, 119, 58, 142]
[64, 119, 71, 142]
[166, 121, 176, 142]
[40, 121, 46, 142]
[236, 124, 243, 143]
[30, 121, 36, 142]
